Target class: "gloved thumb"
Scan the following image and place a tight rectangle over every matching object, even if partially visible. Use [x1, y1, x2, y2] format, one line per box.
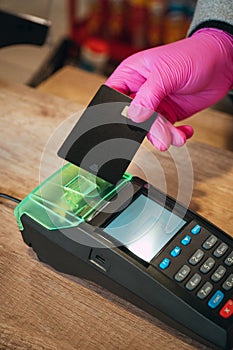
[147, 115, 194, 151]
[127, 73, 167, 122]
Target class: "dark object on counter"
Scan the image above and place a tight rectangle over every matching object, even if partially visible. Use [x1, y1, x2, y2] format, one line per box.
[28, 38, 77, 88]
[0, 9, 50, 48]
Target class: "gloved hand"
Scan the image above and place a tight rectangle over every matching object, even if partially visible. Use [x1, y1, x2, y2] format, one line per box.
[106, 28, 233, 151]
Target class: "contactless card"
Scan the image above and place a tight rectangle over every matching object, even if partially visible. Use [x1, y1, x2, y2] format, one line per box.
[57, 85, 157, 184]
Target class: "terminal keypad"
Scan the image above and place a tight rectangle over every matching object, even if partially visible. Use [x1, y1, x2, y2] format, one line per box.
[153, 221, 233, 321]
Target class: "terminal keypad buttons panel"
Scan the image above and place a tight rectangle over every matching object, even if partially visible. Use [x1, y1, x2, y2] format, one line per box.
[151, 221, 233, 323]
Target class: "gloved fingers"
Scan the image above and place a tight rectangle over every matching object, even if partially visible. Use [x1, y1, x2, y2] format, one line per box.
[105, 62, 146, 96]
[176, 125, 194, 139]
[147, 116, 172, 151]
[127, 103, 155, 122]
[147, 115, 192, 151]
[127, 73, 168, 122]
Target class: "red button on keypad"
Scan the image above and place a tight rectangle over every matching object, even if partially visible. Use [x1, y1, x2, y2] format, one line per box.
[219, 299, 233, 319]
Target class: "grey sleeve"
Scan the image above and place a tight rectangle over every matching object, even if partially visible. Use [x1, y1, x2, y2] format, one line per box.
[188, 0, 233, 36]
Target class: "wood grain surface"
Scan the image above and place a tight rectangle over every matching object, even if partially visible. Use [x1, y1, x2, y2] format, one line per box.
[0, 78, 233, 350]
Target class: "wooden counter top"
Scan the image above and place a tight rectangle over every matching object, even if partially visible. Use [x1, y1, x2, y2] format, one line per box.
[0, 76, 232, 350]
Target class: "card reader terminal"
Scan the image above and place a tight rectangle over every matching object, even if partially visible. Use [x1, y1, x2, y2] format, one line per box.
[14, 164, 233, 350]
[14, 86, 233, 350]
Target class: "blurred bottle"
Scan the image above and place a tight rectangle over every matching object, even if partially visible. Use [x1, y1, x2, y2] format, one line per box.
[127, 0, 147, 49]
[163, 1, 187, 44]
[86, 0, 105, 37]
[146, 0, 166, 47]
[79, 37, 109, 74]
[107, 0, 125, 41]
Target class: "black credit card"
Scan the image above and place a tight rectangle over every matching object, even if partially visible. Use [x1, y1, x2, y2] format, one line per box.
[58, 85, 157, 185]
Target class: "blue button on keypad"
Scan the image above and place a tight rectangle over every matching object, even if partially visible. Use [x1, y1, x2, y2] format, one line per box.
[181, 235, 191, 246]
[170, 246, 181, 257]
[191, 224, 201, 235]
[208, 290, 224, 309]
[159, 258, 171, 270]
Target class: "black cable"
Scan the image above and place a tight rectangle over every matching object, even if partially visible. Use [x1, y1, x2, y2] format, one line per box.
[0, 193, 21, 204]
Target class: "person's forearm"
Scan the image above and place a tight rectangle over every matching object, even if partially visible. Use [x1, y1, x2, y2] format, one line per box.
[188, 0, 233, 36]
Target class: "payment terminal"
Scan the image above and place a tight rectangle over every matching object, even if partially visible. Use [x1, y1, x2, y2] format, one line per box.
[14, 86, 233, 350]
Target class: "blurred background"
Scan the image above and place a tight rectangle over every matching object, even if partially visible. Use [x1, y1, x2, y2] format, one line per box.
[0, 0, 232, 115]
[0, 0, 197, 85]
[0, 0, 67, 84]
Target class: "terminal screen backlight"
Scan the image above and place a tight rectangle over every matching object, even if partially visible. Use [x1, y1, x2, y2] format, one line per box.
[104, 194, 186, 262]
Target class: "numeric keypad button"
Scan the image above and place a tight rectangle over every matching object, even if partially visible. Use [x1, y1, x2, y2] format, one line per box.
[211, 265, 226, 282]
[185, 273, 202, 291]
[200, 257, 215, 274]
[202, 235, 218, 250]
[174, 265, 191, 282]
[197, 282, 213, 300]
[189, 249, 204, 266]
[222, 274, 233, 291]
[213, 242, 228, 258]
[224, 251, 233, 267]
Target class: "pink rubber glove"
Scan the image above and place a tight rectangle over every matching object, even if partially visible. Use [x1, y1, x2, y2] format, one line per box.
[106, 28, 233, 151]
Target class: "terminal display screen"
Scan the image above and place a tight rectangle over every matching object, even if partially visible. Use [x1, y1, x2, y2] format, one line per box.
[104, 194, 186, 262]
